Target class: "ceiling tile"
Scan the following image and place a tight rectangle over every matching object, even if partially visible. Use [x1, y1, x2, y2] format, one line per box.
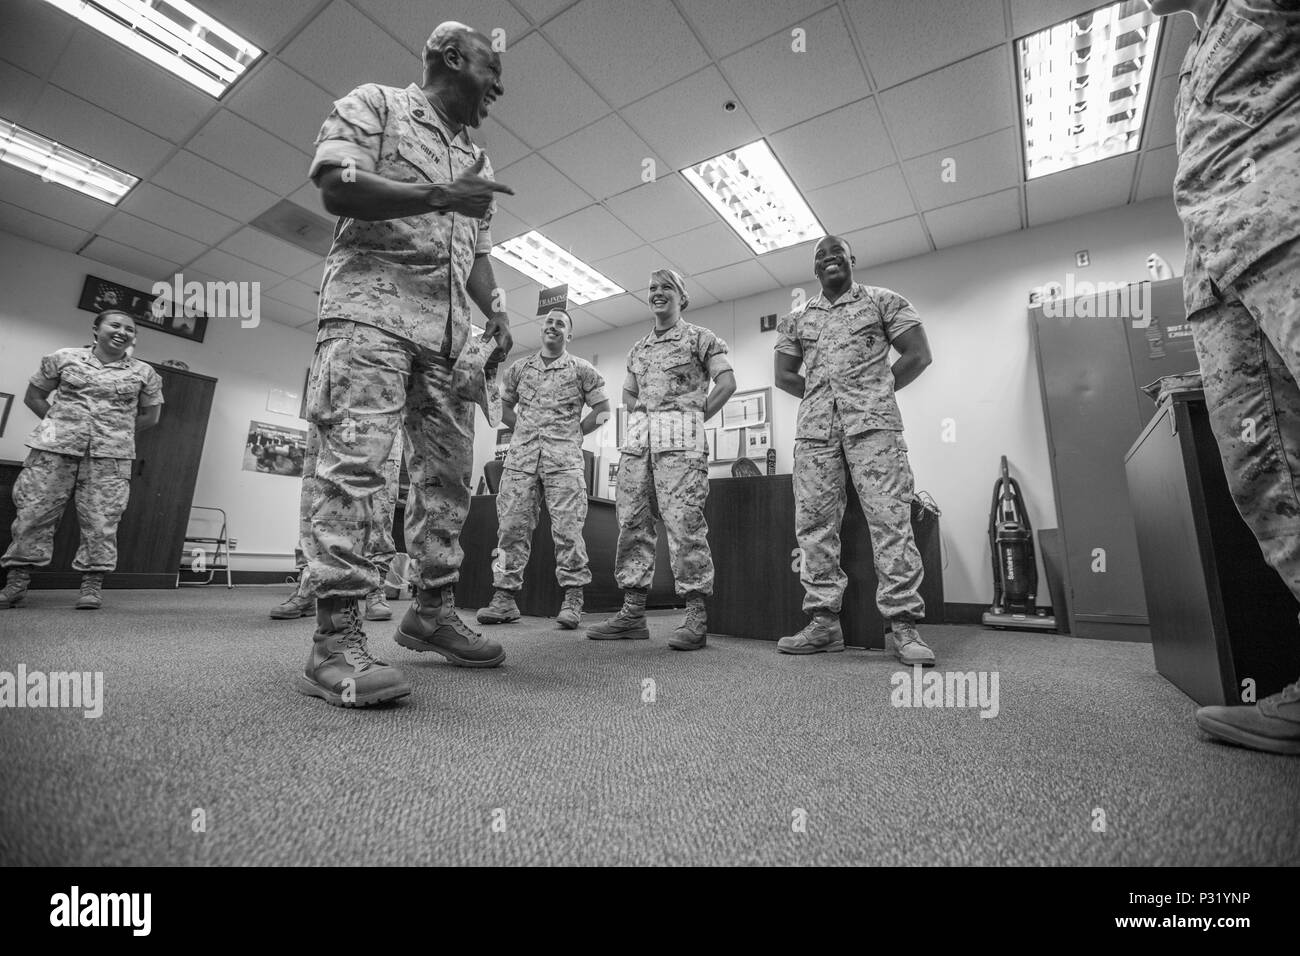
[488, 32, 609, 148]
[1145, 74, 1177, 150]
[806, 165, 916, 235]
[48, 31, 211, 143]
[593, 244, 683, 293]
[0, 61, 44, 123]
[189, 247, 288, 288]
[540, 115, 666, 202]
[221, 226, 324, 277]
[721, 7, 870, 135]
[583, 292, 647, 326]
[548, 0, 709, 108]
[296, 260, 326, 291]
[694, 259, 781, 302]
[651, 221, 750, 273]
[543, 205, 643, 262]
[507, 318, 544, 351]
[879, 49, 1014, 159]
[621, 67, 760, 171]
[512, 0, 574, 23]
[1135, 146, 1177, 203]
[26, 84, 173, 179]
[259, 296, 318, 328]
[266, 278, 322, 313]
[902, 128, 1020, 211]
[351, 0, 531, 54]
[1008, 0, 1100, 38]
[848, 0, 1006, 88]
[477, 118, 532, 170]
[769, 99, 895, 193]
[1159, 13, 1198, 77]
[924, 188, 1022, 249]
[488, 208, 530, 243]
[151, 151, 280, 223]
[224, 60, 337, 157]
[1026, 154, 1138, 227]
[488, 261, 533, 298]
[493, 154, 591, 225]
[97, 211, 207, 267]
[118, 185, 239, 250]
[204, 0, 324, 51]
[0, 0, 78, 78]
[288, 181, 331, 221]
[0, 165, 114, 231]
[188, 110, 312, 196]
[279, 0, 417, 98]
[0, 200, 91, 253]
[80, 236, 179, 282]
[844, 216, 931, 268]
[603, 175, 716, 243]
[678, 0, 829, 59]
[755, 240, 820, 287]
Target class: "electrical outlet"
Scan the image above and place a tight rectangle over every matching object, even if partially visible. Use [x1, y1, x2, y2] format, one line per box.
[228, 538, 237, 551]
[759, 313, 777, 333]
[1075, 249, 1090, 267]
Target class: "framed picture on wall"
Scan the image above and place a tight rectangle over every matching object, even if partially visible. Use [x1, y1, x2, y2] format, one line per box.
[77, 274, 207, 343]
[0, 392, 12, 438]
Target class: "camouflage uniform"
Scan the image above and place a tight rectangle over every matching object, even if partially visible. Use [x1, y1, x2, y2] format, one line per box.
[494, 351, 607, 590]
[776, 283, 925, 620]
[301, 83, 496, 598]
[616, 320, 731, 595]
[1174, 0, 1300, 609]
[2, 348, 164, 572]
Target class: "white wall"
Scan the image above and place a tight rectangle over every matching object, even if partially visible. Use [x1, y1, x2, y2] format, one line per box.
[520, 197, 1187, 606]
[0, 230, 317, 572]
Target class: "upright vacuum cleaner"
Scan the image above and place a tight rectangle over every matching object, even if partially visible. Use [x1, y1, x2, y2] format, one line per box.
[982, 456, 1057, 632]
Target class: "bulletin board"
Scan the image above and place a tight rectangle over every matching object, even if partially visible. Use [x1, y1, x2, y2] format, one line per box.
[708, 387, 771, 464]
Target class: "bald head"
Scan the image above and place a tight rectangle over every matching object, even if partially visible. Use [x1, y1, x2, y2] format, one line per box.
[813, 235, 855, 293]
[421, 21, 503, 128]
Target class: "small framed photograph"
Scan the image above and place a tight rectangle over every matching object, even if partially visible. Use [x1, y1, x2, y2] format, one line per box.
[0, 392, 13, 438]
[78, 274, 207, 343]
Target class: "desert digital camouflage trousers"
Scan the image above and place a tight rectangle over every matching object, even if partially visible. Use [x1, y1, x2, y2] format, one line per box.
[615, 450, 713, 596]
[1190, 236, 1300, 611]
[794, 421, 924, 621]
[301, 320, 473, 597]
[493, 468, 590, 591]
[2, 450, 132, 572]
[294, 458, 398, 575]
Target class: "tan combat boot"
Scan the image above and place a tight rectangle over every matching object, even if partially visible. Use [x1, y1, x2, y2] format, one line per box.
[396, 586, 506, 667]
[0, 567, 32, 609]
[296, 597, 412, 707]
[75, 573, 104, 610]
[587, 589, 650, 640]
[556, 587, 583, 629]
[668, 596, 708, 651]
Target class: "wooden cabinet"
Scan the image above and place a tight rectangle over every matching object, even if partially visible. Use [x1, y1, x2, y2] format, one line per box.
[0, 363, 217, 588]
[1125, 393, 1300, 704]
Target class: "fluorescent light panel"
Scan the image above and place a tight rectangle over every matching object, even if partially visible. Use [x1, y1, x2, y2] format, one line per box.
[0, 118, 138, 203]
[682, 139, 823, 254]
[491, 231, 625, 305]
[41, 0, 262, 97]
[1017, 0, 1162, 180]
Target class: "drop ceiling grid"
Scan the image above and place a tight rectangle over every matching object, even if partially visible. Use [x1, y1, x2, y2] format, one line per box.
[0, 0, 1195, 327]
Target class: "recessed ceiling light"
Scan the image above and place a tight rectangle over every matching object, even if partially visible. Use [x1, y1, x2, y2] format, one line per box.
[1017, 0, 1162, 180]
[0, 117, 138, 203]
[491, 231, 625, 305]
[40, 0, 262, 98]
[682, 139, 824, 255]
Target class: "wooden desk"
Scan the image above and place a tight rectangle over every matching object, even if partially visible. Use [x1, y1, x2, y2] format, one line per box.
[455, 476, 943, 648]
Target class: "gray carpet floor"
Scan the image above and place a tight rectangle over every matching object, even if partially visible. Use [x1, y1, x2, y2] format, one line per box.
[0, 587, 1296, 866]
